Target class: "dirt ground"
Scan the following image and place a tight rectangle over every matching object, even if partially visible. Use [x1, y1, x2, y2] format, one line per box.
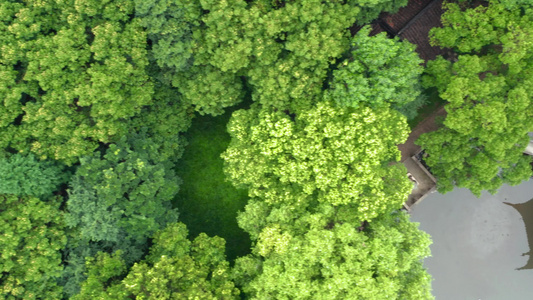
[398, 105, 447, 162]
[398, 105, 446, 209]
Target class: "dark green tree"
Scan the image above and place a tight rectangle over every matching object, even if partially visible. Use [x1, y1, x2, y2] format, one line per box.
[352, 0, 409, 25]
[325, 26, 424, 116]
[65, 131, 180, 248]
[62, 132, 182, 295]
[134, 0, 201, 72]
[126, 67, 193, 164]
[0, 153, 69, 198]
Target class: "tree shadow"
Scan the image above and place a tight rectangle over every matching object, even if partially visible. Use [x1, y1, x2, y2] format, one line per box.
[504, 198, 533, 270]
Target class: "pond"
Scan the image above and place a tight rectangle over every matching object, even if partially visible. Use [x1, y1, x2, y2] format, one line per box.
[411, 180, 533, 300]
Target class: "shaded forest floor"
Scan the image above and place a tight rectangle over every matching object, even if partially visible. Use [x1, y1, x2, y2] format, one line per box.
[399, 88, 447, 162]
[173, 101, 252, 262]
[408, 87, 445, 128]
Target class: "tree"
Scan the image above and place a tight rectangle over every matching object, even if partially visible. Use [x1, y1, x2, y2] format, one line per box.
[134, 0, 247, 116]
[66, 131, 180, 248]
[0, 0, 153, 164]
[138, 0, 412, 114]
[161, 0, 362, 112]
[222, 101, 412, 221]
[74, 223, 240, 299]
[62, 132, 181, 295]
[134, 0, 201, 72]
[127, 64, 194, 164]
[0, 153, 70, 199]
[352, 0, 409, 25]
[171, 65, 245, 116]
[1, 195, 66, 299]
[325, 26, 424, 115]
[234, 210, 433, 299]
[244, 0, 361, 110]
[417, 0, 533, 195]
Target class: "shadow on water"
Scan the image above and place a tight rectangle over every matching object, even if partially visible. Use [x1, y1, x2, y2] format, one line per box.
[504, 198, 533, 270]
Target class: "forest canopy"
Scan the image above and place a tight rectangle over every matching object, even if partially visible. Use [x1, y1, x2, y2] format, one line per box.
[6, 0, 533, 299]
[417, 0, 533, 195]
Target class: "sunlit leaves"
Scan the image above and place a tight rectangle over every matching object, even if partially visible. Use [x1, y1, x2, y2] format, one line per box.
[418, 0, 533, 195]
[0, 0, 152, 164]
[74, 223, 240, 299]
[172, 65, 244, 116]
[1, 195, 66, 300]
[235, 211, 432, 300]
[223, 101, 411, 220]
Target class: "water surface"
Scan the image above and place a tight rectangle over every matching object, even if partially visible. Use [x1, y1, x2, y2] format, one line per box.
[411, 180, 533, 300]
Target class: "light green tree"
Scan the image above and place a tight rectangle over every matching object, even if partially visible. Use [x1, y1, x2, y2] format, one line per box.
[234, 210, 433, 300]
[417, 0, 533, 195]
[171, 65, 245, 116]
[141, 0, 411, 115]
[244, 0, 360, 110]
[223, 101, 412, 221]
[1, 195, 67, 300]
[74, 223, 240, 299]
[0, 0, 152, 164]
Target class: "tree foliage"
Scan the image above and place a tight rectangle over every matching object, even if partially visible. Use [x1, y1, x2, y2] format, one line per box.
[66, 132, 180, 248]
[223, 101, 412, 221]
[0, 0, 153, 164]
[350, 0, 409, 25]
[1, 195, 66, 299]
[417, 0, 533, 195]
[234, 210, 432, 300]
[0, 153, 69, 198]
[74, 223, 239, 299]
[134, 0, 201, 72]
[0, 0, 440, 298]
[62, 132, 181, 295]
[172, 65, 245, 116]
[242, 0, 360, 109]
[325, 26, 424, 112]
[127, 66, 193, 163]
[152, 0, 411, 114]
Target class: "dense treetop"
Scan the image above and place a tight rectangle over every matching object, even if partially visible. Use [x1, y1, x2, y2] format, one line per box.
[61, 131, 183, 296]
[417, 0, 533, 195]
[0, 0, 153, 164]
[223, 100, 411, 220]
[234, 211, 432, 300]
[0, 0, 447, 298]
[1, 195, 66, 299]
[326, 26, 424, 110]
[74, 222, 239, 299]
[0, 153, 69, 198]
